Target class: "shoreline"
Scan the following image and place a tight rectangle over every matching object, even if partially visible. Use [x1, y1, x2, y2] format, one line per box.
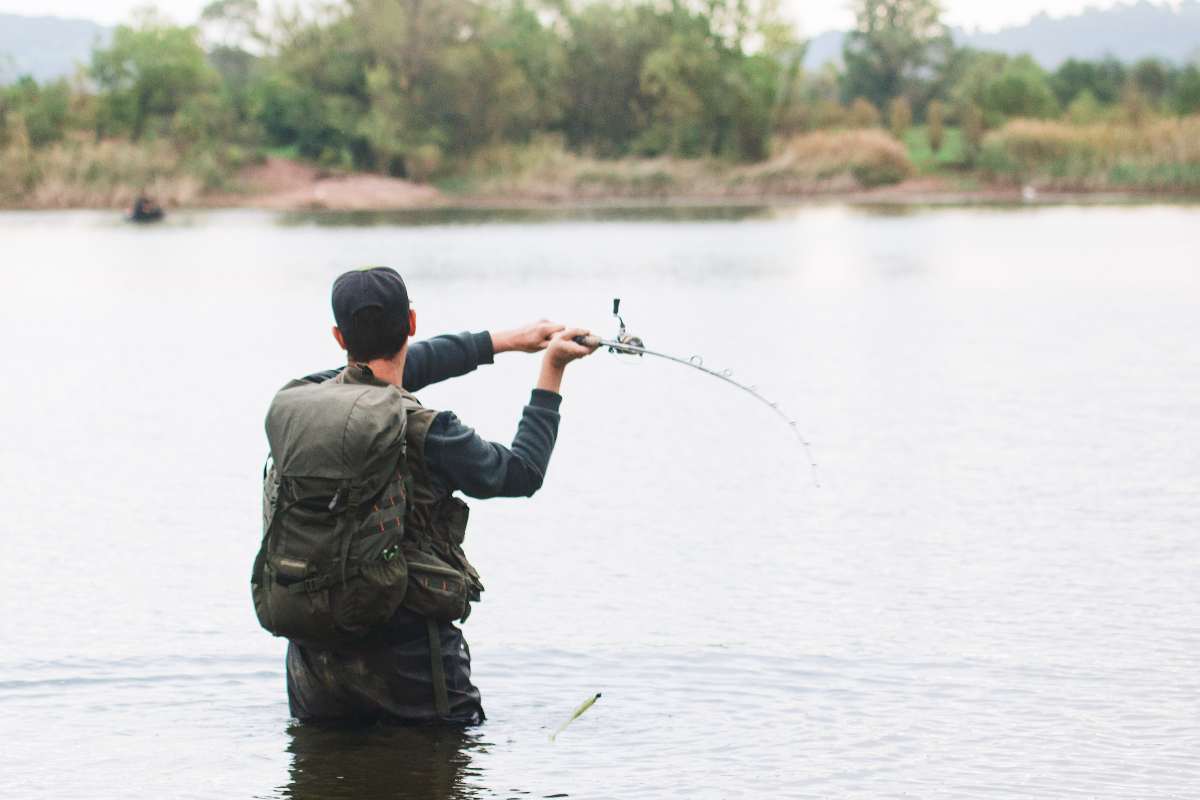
[4, 158, 1200, 213]
[6, 184, 1200, 213]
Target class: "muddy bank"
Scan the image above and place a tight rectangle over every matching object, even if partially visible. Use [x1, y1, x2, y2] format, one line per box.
[203, 157, 446, 210]
[4, 154, 1195, 212]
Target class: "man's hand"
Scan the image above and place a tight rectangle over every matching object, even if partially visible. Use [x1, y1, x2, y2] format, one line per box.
[537, 328, 598, 394]
[492, 321, 565, 354]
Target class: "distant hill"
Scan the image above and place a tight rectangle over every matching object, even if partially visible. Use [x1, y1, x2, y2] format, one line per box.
[0, 13, 111, 84]
[804, 1, 1200, 70]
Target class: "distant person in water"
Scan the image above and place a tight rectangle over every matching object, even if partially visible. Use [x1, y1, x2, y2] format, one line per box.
[253, 266, 596, 724]
[128, 194, 163, 222]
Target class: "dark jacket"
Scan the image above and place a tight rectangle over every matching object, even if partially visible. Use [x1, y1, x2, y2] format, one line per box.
[287, 331, 561, 724]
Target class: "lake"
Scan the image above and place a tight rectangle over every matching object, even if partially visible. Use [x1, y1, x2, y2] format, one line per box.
[1, 204, 1197, 798]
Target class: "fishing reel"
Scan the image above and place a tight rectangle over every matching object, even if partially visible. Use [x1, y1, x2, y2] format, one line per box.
[575, 298, 644, 354]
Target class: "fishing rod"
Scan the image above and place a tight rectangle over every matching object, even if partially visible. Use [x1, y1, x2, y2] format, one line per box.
[574, 299, 820, 487]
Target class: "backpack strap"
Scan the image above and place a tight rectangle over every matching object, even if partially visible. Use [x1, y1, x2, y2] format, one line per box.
[426, 618, 450, 717]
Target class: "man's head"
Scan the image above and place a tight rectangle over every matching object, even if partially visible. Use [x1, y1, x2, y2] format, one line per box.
[331, 267, 416, 363]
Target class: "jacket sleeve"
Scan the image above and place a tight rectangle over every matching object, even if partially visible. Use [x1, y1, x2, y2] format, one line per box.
[300, 331, 494, 389]
[423, 390, 562, 499]
[402, 331, 494, 392]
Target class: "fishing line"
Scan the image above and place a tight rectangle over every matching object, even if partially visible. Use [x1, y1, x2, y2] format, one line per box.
[577, 299, 820, 488]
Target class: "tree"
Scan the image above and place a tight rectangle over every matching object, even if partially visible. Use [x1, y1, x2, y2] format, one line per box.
[1131, 58, 1169, 104]
[962, 102, 984, 161]
[200, 0, 263, 50]
[91, 15, 220, 140]
[560, 3, 664, 155]
[1119, 82, 1149, 126]
[842, 0, 953, 110]
[980, 56, 1058, 122]
[638, 28, 725, 156]
[1066, 89, 1104, 124]
[4, 77, 72, 147]
[1172, 65, 1200, 115]
[888, 95, 911, 139]
[848, 97, 882, 127]
[926, 98, 944, 153]
[1051, 57, 1126, 107]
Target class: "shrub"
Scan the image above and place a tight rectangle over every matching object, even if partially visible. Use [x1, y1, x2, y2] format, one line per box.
[848, 97, 881, 128]
[760, 129, 914, 189]
[927, 100, 945, 154]
[979, 117, 1200, 190]
[962, 103, 985, 161]
[888, 96, 912, 140]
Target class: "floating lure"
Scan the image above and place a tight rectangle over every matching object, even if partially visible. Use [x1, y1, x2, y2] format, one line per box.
[549, 692, 602, 742]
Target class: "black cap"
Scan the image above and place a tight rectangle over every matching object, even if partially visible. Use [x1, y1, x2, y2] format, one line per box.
[331, 267, 410, 333]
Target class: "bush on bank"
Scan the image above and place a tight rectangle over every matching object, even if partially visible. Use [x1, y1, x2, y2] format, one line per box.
[449, 130, 915, 201]
[980, 116, 1200, 190]
[0, 134, 252, 208]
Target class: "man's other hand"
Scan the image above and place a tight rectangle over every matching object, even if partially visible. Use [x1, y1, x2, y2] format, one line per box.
[493, 321, 566, 354]
[545, 328, 598, 369]
[536, 328, 597, 394]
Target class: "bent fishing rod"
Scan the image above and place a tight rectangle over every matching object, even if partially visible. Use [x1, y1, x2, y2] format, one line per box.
[574, 299, 820, 487]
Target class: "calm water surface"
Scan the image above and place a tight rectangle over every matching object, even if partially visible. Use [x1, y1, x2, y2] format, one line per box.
[1, 205, 1197, 798]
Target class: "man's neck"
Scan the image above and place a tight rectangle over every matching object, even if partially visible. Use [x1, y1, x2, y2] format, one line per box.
[354, 352, 406, 387]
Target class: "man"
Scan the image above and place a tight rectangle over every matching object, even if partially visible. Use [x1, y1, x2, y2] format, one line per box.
[259, 266, 595, 725]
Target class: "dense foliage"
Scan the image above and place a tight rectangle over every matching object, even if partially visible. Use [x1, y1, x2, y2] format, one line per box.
[2, 0, 1200, 199]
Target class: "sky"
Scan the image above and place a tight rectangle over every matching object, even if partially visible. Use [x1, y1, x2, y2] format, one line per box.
[0, 0, 1165, 34]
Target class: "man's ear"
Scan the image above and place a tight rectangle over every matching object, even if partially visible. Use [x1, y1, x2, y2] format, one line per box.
[408, 308, 417, 339]
[332, 326, 348, 351]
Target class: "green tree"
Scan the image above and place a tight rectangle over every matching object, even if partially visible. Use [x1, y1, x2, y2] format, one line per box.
[200, 0, 263, 50]
[560, 3, 664, 155]
[980, 56, 1058, 122]
[91, 15, 220, 140]
[1050, 57, 1126, 107]
[842, 0, 953, 110]
[4, 77, 72, 147]
[926, 98, 944, 152]
[1172, 65, 1200, 115]
[638, 28, 725, 156]
[1131, 58, 1169, 104]
[1066, 89, 1104, 124]
[949, 49, 1007, 115]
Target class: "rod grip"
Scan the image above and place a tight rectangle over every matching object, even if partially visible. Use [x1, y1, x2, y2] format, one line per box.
[573, 335, 601, 347]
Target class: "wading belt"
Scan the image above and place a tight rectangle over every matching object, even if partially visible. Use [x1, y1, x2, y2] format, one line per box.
[426, 618, 450, 717]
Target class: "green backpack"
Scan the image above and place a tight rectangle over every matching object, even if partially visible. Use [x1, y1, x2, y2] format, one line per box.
[252, 375, 477, 648]
[252, 376, 412, 652]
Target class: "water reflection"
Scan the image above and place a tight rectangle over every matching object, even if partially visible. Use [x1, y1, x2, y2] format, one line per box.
[276, 205, 777, 227]
[281, 723, 485, 800]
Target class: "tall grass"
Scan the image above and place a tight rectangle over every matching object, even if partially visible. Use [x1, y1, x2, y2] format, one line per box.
[980, 117, 1200, 190]
[449, 130, 914, 201]
[751, 129, 914, 191]
[0, 135, 250, 208]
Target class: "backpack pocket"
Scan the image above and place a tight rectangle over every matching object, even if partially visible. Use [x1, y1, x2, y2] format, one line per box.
[401, 548, 469, 623]
[332, 553, 409, 637]
[253, 553, 339, 645]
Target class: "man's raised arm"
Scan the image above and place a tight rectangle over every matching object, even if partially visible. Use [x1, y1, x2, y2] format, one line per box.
[303, 321, 566, 390]
[404, 322, 565, 391]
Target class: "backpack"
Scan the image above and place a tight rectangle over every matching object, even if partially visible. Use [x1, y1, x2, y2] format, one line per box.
[252, 377, 437, 647]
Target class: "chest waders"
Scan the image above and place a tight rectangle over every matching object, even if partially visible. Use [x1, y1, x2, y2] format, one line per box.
[253, 364, 483, 717]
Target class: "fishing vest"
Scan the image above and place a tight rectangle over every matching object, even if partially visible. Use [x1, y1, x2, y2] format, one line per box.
[252, 364, 484, 650]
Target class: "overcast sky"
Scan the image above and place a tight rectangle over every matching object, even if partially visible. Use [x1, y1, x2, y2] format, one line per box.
[0, 0, 1159, 35]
